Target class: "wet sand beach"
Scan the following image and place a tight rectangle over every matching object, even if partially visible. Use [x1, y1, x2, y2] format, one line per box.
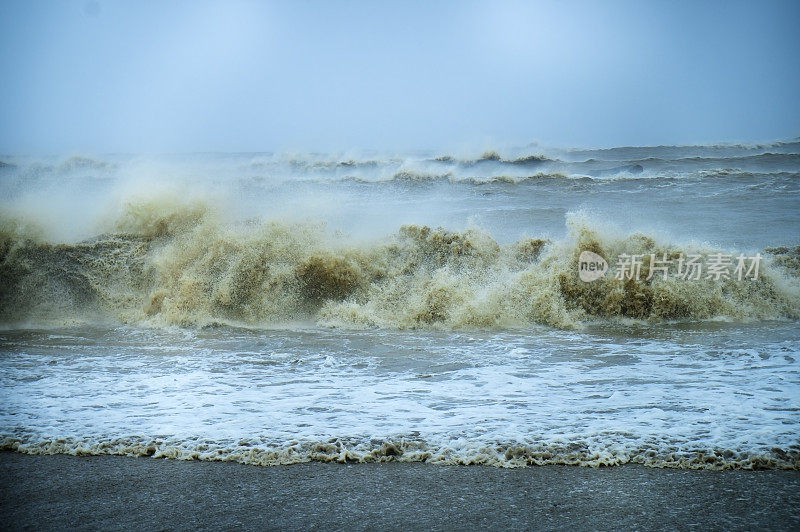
[2, 452, 798, 531]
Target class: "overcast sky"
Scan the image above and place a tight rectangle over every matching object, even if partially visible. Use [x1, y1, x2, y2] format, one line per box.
[1, 0, 799, 153]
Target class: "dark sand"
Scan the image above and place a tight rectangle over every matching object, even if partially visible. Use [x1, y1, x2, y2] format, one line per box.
[1, 452, 798, 531]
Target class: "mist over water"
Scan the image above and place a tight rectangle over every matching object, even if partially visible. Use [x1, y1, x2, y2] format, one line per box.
[3, 142, 800, 246]
[1, 143, 799, 330]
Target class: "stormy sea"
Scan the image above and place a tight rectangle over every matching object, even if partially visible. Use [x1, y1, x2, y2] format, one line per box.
[1, 140, 799, 470]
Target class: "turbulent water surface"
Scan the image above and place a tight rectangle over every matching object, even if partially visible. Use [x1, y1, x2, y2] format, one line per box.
[1, 142, 799, 468]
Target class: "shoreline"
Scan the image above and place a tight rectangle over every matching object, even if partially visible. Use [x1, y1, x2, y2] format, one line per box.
[2, 451, 799, 531]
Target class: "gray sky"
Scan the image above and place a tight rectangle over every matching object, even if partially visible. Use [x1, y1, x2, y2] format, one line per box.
[1, 0, 799, 153]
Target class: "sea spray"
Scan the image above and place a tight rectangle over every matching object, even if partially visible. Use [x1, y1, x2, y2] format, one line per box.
[1, 198, 798, 329]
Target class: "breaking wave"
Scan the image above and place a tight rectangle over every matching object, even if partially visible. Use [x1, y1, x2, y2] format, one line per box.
[2, 434, 797, 470]
[432, 151, 554, 166]
[332, 171, 574, 185]
[1, 198, 799, 330]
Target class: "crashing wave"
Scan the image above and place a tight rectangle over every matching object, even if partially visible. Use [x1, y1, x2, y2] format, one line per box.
[2, 433, 797, 470]
[431, 151, 555, 167]
[1, 199, 798, 329]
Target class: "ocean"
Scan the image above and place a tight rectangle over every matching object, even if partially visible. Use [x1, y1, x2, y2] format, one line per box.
[1, 141, 798, 469]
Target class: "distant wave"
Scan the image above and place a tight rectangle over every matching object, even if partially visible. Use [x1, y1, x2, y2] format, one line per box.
[570, 153, 800, 168]
[431, 151, 555, 166]
[246, 151, 558, 171]
[330, 171, 575, 185]
[675, 152, 800, 164]
[2, 198, 798, 330]
[0, 155, 116, 175]
[1, 146, 796, 188]
[560, 140, 800, 162]
[267, 167, 796, 187]
[57, 155, 115, 171]
[695, 170, 800, 179]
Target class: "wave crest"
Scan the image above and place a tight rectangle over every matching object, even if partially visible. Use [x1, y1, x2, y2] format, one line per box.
[1, 200, 798, 329]
[3, 434, 797, 470]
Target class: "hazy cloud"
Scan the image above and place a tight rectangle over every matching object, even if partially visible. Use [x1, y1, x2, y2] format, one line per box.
[1, 0, 798, 153]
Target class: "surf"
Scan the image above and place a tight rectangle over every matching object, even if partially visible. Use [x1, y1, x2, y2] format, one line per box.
[2, 198, 798, 330]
